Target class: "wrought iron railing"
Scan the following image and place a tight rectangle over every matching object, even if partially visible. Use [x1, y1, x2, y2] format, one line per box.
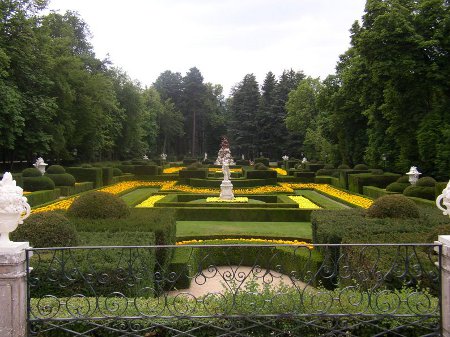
[26, 243, 442, 336]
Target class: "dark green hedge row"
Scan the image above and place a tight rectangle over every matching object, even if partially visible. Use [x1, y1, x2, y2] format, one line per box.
[348, 173, 400, 194]
[245, 170, 277, 179]
[189, 178, 270, 188]
[66, 167, 103, 188]
[294, 171, 315, 182]
[23, 176, 55, 191]
[26, 189, 61, 207]
[305, 163, 325, 172]
[339, 169, 371, 189]
[133, 165, 159, 176]
[362, 186, 398, 199]
[254, 157, 270, 166]
[314, 176, 333, 184]
[45, 173, 76, 186]
[102, 167, 114, 186]
[58, 182, 94, 196]
[111, 174, 135, 184]
[179, 169, 208, 180]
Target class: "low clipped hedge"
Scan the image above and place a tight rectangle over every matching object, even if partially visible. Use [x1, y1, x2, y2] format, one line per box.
[254, 157, 269, 166]
[66, 167, 103, 188]
[111, 174, 135, 184]
[314, 176, 333, 184]
[179, 169, 208, 180]
[338, 169, 371, 189]
[22, 167, 42, 177]
[403, 185, 435, 200]
[366, 194, 420, 219]
[102, 167, 114, 186]
[46, 165, 66, 174]
[45, 173, 76, 186]
[26, 189, 61, 207]
[113, 167, 123, 176]
[245, 170, 277, 180]
[189, 178, 270, 188]
[305, 163, 325, 172]
[386, 182, 409, 193]
[58, 182, 93, 196]
[133, 165, 159, 176]
[348, 173, 400, 194]
[23, 176, 55, 191]
[436, 182, 447, 198]
[363, 186, 397, 199]
[294, 171, 315, 182]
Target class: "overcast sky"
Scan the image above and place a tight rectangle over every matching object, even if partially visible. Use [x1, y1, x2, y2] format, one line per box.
[47, 0, 366, 96]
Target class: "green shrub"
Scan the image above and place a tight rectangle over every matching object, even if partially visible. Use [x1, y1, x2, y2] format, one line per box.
[396, 175, 410, 183]
[324, 164, 334, 169]
[427, 224, 450, 242]
[45, 173, 76, 186]
[305, 163, 325, 172]
[353, 164, 368, 170]
[67, 191, 129, 219]
[22, 167, 42, 177]
[11, 212, 78, 247]
[416, 176, 436, 187]
[316, 168, 335, 176]
[113, 167, 123, 176]
[46, 165, 66, 174]
[348, 173, 400, 194]
[338, 164, 350, 169]
[102, 167, 114, 186]
[66, 167, 103, 188]
[133, 165, 159, 175]
[254, 162, 268, 170]
[81, 163, 92, 168]
[254, 157, 269, 166]
[366, 194, 420, 219]
[25, 189, 61, 206]
[23, 176, 55, 191]
[403, 185, 436, 200]
[386, 182, 409, 193]
[187, 162, 203, 170]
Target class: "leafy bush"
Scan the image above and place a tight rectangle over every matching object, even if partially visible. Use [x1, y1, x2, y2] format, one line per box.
[254, 162, 268, 170]
[427, 224, 450, 242]
[66, 167, 103, 188]
[46, 165, 66, 174]
[45, 173, 76, 186]
[254, 157, 270, 166]
[23, 176, 55, 191]
[67, 191, 129, 219]
[396, 175, 410, 183]
[187, 162, 203, 170]
[11, 212, 78, 247]
[386, 182, 409, 193]
[316, 169, 335, 176]
[113, 167, 123, 176]
[353, 164, 368, 170]
[403, 185, 435, 200]
[369, 168, 384, 175]
[338, 164, 350, 169]
[22, 167, 42, 177]
[416, 176, 436, 187]
[366, 194, 420, 219]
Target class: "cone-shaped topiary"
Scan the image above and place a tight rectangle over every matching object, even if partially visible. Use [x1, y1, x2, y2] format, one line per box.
[416, 177, 436, 187]
[67, 191, 129, 219]
[366, 194, 420, 219]
[11, 212, 78, 247]
[46, 165, 66, 174]
[22, 167, 42, 177]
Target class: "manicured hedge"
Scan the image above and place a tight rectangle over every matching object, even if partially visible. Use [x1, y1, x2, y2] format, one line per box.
[182, 158, 198, 165]
[338, 169, 371, 189]
[26, 189, 61, 207]
[133, 165, 159, 176]
[111, 174, 135, 184]
[178, 169, 208, 180]
[254, 157, 270, 166]
[102, 167, 114, 186]
[58, 182, 93, 196]
[23, 176, 55, 191]
[314, 176, 333, 184]
[435, 182, 447, 198]
[189, 178, 270, 188]
[66, 167, 103, 188]
[305, 163, 325, 172]
[45, 173, 76, 186]
[362, 186, 398, 199]
[348, 173, 400, 194]
[403, 185, 435, 200]
[117, 164, 135, 174]
[245, 170, 277, 180]
[294, 171, 315, 182]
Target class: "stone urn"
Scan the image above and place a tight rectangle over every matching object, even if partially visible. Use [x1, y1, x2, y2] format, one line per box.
[0, 172, 31, 246]
[436, 181, 450, 217]
[33, 157, 48, 175]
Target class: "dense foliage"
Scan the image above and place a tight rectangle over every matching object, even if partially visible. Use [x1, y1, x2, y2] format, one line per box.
[67, 191, 129, 219]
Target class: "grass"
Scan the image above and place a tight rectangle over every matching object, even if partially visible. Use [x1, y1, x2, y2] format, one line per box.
[121, 188, 160, 206]
[176, 221, 312, 241]
[295, 190, 349, 210]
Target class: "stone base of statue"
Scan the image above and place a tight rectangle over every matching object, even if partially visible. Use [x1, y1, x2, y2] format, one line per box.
[220, 180, 234, 200]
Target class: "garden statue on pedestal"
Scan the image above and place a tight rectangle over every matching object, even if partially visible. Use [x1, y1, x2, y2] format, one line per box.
[215, 137, 234, 200]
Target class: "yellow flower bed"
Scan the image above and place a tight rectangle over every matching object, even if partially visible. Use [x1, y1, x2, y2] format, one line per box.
[135, 195, 166, 208]
[287, 196, 321, 209]
[177, 238, 314, 249]
[163, 167, 184, 174]
[281, 183, 373, 209]
[206, 197, 249, 203]
[208, 167, 242, 173]
[271, 167, 287, 176]
[32, 197, 77, 213]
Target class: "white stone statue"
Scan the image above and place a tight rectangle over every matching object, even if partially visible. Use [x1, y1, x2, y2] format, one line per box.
[143, 155, 149, 160]
[406, 166, 421, 186]
[241, 154, 244, 160]
[222, 160, 231, 181]
[302, 157, 308, 164]
[0, 173, 31, 246]
[160, 153, 167, 161]
[204, 152, 208, 161]
[282, 155, 289, 161]
[436, 180, 450, 217]
[33, 157, 47, 175]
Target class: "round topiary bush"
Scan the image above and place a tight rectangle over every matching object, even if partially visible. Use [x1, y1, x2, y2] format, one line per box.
[353, 164, 368, 170]
[22, 167, 42, 177]
[366, 194, 420, 219]
[396, 175, 410, 183]
[386, 182, 409, 193]
[11, 212, 78, 247]
[338, 164, 350, 169]
[254, 163, 268, 170]
[46, 165, 66, 174]
[403, 185, 435, 200]
[67, 191, 129, 219]
[416, 176, 436, 187]
[45, 173, 76, 186]
[113, 168, 123, 176]
[23, 176, 55, 191]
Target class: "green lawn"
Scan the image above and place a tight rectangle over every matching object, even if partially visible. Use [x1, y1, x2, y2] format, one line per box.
[121, 188, 160, 206]
[176, 221, 312, 241]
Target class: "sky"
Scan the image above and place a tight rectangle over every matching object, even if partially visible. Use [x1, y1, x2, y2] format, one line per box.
[47, 0, 367, 96]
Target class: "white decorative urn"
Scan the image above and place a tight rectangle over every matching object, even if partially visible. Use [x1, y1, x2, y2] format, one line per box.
[160, 153, 167, 161]
[406, 166, 421, 186]
[0, 172, 31, 246]
[143, 155, 149, 160]
[302, 157, 308, 164]
[282, 155, 289, 161]
[436, 181, 450, 217]
[33, 157, 47, 175]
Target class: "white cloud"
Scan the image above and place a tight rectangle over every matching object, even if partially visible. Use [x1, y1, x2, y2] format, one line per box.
[47, 0, 366, 95]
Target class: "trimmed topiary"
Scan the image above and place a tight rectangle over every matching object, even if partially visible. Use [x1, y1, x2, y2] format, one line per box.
[369, 169, 384, 175]
[81, 164, 93, 168]
[403, 185, 435, 200]
[353, 164, 368, 170]
[324, 164, 334, 169]
[113, 168, 123, 176]
[67, 191, 129, 219]
[22, 167, 42, 177]
[11, 212, 78, 247]
[386, 182, 409, 193]
[396, 175, 410, 183]
[366, 194, 420, 219]
[338, 164, 350, 169]
[187, 162, 203, 170]
[45, 173, 76, 186]
[416, 176, 436, 187]
[46, 165, 66, 174]
[23, 176, 55, 191]
[254, 163, 268, 170]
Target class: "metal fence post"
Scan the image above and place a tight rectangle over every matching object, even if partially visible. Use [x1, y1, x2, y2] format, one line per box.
[0, 243, 29, 337]
[439, 235, 450, 337]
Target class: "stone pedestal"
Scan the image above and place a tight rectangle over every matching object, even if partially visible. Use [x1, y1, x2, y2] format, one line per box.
[439, 235, 450, 337]
[220, 180, 234, 200]
[0, 242, 29, 337]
